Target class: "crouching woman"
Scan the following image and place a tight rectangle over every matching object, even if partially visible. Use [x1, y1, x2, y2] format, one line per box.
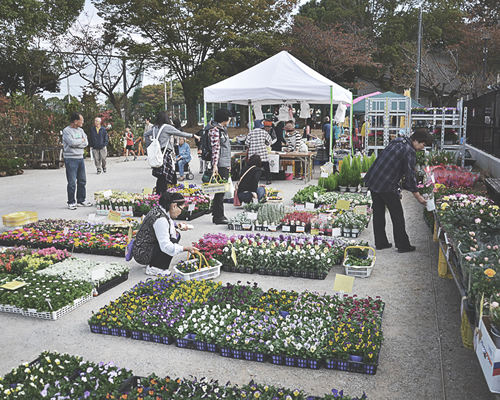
[133, 192, 197, 276]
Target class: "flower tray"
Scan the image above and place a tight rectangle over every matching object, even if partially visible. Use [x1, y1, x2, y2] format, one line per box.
[174, 260, 222, 281]
[242, 350, 267, 363]
[110, 327, 129, 338]
[152, 334, 174, 345]
[176, 333, 196, 349]
[220, 347, 233, 358]
[324, 357, 378, 375]
[282, 356, 321, 370]
[177, 210, 207, 221]
[96, 209, 133, 217]
[270, 354, 284, 365]
[2, 294, 93, 321]
[194, 340, 218, 352]
[95, 273, 129, 296]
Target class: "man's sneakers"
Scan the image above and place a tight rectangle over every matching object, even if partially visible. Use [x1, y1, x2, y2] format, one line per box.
[68, 203, 77, 210]
[103, 168, 107, 173]
[77, 201, 93, 207]
[145, 266, 171, 277]
[97, 169, 102, 175]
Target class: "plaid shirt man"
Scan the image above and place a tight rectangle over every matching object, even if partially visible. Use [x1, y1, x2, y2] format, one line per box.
[363, 137, 417, 194]
[245, 128, 272, 162]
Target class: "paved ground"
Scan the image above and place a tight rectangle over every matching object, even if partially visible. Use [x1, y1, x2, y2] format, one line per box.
[0, 152, 494, 399]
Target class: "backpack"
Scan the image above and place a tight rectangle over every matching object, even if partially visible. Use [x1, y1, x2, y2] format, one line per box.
[200, 126, 213, 162]
[147, 124, 168, 168]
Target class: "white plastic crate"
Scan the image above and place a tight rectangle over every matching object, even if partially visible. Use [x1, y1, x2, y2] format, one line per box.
[342, 246, 376, 278]
[0, 294, 93, 320]
[174, 260, 222, 282]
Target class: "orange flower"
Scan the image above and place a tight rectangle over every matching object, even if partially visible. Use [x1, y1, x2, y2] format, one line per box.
[485, 268, 496, 278]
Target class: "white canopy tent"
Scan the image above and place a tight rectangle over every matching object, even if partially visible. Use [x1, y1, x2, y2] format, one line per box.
[203, 51, 354, 157]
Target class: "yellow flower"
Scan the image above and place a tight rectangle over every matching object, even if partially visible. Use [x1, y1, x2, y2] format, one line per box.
[485, 269, 496, 278]
[440, 203, 449, 210]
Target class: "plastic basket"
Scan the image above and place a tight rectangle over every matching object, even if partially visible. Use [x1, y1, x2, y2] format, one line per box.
[201, 174, 231, 194]
[174, 252, 222, 281]
[2, 211, 38, 227]
[342, 246, 376, 278]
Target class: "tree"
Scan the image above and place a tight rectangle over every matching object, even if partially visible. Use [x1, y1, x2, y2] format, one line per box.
[62, 24, 145, 121]
[93, 0, 299, 127]
[288, 16, 379, 89]
[0, 0, 84, 97]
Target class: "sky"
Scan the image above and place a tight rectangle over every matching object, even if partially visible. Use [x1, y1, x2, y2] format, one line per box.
[43, 0, 308, 102]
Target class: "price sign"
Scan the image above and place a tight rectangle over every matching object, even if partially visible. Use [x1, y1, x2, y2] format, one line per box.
[320, 172, 328, 178]
[295, 204, 305, 211]
[91, 268, 106, 281]
[313, 192, 318, 198]
[188, 204, 195, 212]
[286, 165, 293, 173]
[143, 187, 153, 195]
[282, 225, 290, 232]
[354, 206, 367, 215]
[296, 226, 305, 233]
[318, 213, 329, 221]
[305, 202, 315, 210]
[247, 212, 258, 220]
[108, 210, 121, 223]
[102, 189, 112, 198]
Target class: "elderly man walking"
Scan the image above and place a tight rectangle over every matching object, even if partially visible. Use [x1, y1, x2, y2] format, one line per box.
[88, 117, 108, 174]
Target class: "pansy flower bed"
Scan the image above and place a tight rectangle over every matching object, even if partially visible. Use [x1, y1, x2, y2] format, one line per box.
[0, 351, 133, 399]
[88, 278, 384, 373]
[0, 351, 369, 400]
[0, 220, 135, 256]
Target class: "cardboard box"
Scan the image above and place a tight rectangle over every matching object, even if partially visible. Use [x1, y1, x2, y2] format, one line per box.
[475, 316, 500, 393]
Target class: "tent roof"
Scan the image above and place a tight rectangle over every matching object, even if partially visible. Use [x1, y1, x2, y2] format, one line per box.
[352, 91, 424, 114]
[204, 51, 352, 106]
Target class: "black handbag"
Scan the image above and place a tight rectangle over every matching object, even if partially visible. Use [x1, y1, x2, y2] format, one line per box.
[202, 169, 213, 183]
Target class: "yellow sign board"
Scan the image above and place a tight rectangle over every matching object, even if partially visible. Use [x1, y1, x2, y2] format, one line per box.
[1, 281, 28, 290]
[108, 210, 122, 223]
[335, 199, 351, 210]
[333, 274, 355, 293]
[143, 187, 153, 195]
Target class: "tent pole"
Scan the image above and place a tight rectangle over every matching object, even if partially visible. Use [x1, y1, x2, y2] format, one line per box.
[350, 92, 354, 156]
[330, 87, 333, 162]
[248, 101, 253, 132]
[204, 102, 207, 128]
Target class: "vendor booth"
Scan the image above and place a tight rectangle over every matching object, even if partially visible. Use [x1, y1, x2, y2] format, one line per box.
[203, 51, 353, 174]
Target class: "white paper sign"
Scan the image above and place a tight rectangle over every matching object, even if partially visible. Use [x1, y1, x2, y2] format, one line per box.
[63, 227, 70, 235]
[296, 226, 305, 233]
[91, 268, 106, 281]
[295, 204, 305, 211]
[320, 172, 328, 178]
[102, 189, 112, 198]
[313, 192, 318, 198]
[188, 204, 195, 212]
[319, 213, 329, 221]
[247, 212, 258, 220]
[305, 202, 315, 210]
[282, 225, 290, 232]
[286, 165, 293, 173]
[360, 172, 366, 178]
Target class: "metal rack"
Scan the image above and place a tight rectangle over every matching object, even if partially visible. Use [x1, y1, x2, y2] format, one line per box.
[364, 96, 411, 156]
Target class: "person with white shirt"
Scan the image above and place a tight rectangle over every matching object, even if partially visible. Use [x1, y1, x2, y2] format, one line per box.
[132, 192, 198, 276]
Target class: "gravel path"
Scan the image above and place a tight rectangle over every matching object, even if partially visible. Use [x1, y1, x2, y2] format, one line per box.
[0, 153, 493, 399]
